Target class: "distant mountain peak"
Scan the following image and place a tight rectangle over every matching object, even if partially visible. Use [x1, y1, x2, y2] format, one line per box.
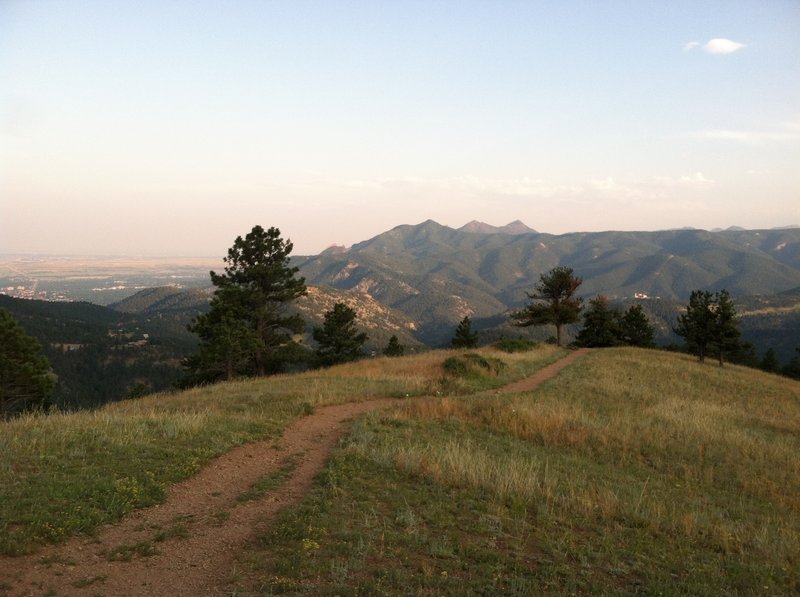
[321, 244, 350, 255]
[459, 220, 536, 235]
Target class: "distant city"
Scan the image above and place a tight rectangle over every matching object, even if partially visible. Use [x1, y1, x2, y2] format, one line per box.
[0, 256, 215, 305]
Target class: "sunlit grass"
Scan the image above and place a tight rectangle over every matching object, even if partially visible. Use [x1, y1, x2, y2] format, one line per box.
[0, 345, 560, 555]
[240, 348, 800, 595]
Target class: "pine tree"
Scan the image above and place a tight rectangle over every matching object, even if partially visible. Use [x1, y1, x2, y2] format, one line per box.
[184, 311, 259, 382]
[313, 302, 368, 367]
[186, 226, 307, 383]
[674, 290, 715, 363]
[0, 309, 54, 418]
[760, 348, 780, 373]
[512, 266, 583, 347]
[619, 303, 655, 348]
[674, 289, 742, 366]
[383, 335, 404, 357]
[575, 296, 621, 347]
[451, 316, 479, 349]
[782, 348, 800, 380]
[711, 289, 740, 367]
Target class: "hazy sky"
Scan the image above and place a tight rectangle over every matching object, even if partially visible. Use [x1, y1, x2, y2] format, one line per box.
[2, 0, 799, 256]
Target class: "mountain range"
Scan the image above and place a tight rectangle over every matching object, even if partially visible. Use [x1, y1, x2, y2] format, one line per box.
[293, 220, 800, 344]
[5, 221, 800, 409]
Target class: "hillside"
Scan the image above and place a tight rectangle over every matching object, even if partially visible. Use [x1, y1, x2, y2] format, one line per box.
[1, 347, 798, 594]
[0, 294, 200, 409]
[110, 286, 212, 314]
[111, 284, 423, 353]
[294, 221, 800, 346]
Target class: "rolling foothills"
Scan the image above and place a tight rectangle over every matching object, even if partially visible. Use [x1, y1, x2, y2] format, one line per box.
[2, 221, 800, 412]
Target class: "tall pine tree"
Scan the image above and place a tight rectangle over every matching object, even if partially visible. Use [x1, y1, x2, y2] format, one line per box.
[186, 226, 307, 383]
[711, 290, 740, 367]
[674, 290, 715, 363]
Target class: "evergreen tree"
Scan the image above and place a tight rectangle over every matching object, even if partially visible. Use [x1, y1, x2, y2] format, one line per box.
[184, 311, 259, 382]
[512, 266, 583, 347]
[760, 348, 780, 373]
[619, 303, 655, 348]
[575, 296, 621, 347]
[383, 335, 404, 357]
[0, 309, 54, 418]
[451, 316, 479, 349]
[674, 290, 715, 363]
[711, 290, 740, 367]
[674, 289, 742, 366]
[186, 225, 307, 383]
[782, 348, 800, 380]
[313, 302, 368, 367]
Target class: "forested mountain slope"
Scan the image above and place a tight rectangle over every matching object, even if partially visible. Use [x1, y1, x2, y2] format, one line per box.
[294, 221, 800, 344]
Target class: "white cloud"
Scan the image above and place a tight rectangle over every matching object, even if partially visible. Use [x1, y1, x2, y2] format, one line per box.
[684, 38, 747, 54]
[704, 38, 746, 54]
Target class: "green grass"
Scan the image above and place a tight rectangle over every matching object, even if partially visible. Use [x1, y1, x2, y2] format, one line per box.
[8, 345, 796, 593]
[237, 453, 303, 503]
[231, 348, 800, 595]
[0, 345, 564, 556]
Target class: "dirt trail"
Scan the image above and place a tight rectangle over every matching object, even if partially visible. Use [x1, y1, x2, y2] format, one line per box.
[0, 349, 590, 596]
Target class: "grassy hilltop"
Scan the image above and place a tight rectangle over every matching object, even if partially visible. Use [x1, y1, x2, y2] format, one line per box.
[2, 346, 799, 594]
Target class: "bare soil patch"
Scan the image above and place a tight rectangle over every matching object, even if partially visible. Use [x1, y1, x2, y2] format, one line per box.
[0, 350, 589, 596]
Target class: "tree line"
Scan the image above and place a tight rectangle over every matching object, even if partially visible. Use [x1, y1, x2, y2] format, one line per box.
[3, 224, 799, 418]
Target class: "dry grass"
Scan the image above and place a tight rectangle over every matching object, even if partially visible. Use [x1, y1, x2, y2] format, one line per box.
[310, 347, 800, 593]
[0, 345, 558, 555]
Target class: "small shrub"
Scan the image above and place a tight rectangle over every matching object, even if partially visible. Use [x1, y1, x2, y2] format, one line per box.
[464, 353, 506, 375]
[443, 357, 468, 376]
[442, 354, 506, 378]
[494, 338, 539, 353]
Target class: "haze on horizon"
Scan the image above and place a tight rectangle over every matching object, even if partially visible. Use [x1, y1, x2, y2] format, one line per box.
[2, 0, 799, 258]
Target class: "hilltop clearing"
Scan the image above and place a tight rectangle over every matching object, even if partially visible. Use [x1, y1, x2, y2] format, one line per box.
[236, 348, 800, 595]
[2, 347, 799, 594]
[0, 346, 567, 594]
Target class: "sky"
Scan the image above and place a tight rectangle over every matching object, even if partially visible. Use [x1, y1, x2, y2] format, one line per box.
[2, 0, 799, 257]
